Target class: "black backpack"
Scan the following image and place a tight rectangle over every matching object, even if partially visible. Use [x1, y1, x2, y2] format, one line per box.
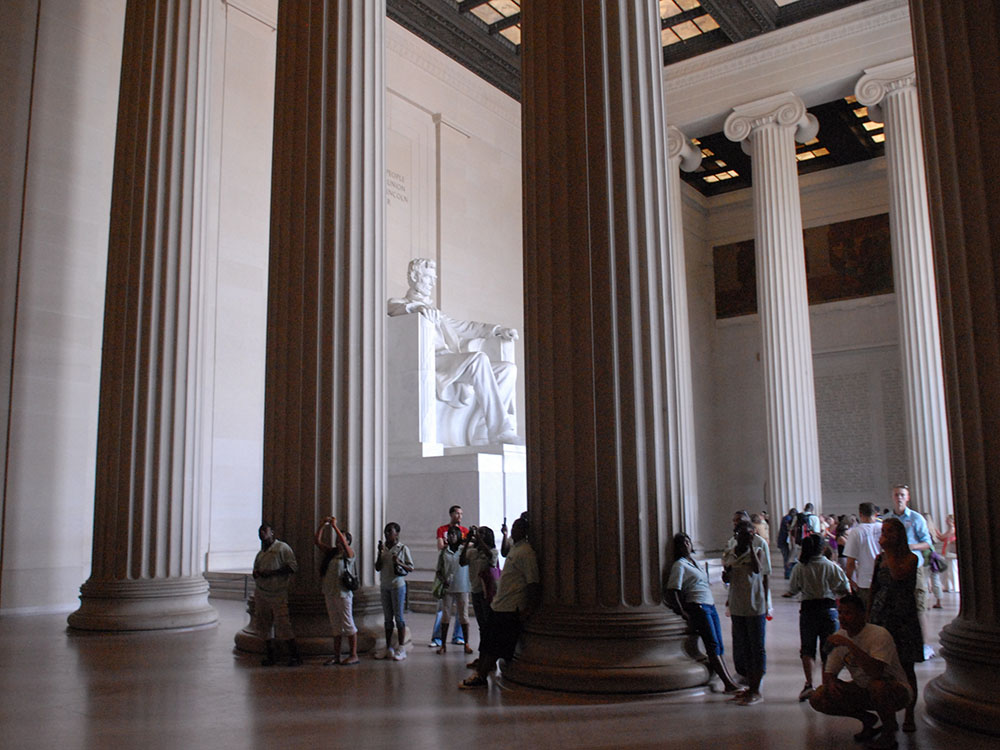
[796, 513, 814, 541]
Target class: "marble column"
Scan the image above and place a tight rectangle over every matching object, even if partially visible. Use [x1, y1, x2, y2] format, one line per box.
[665, 126, 702, 545]
[234, 0, 385, 654]
[910, 0, 1000, 735]
[855, 59, 954, 527]
[507, 0, 706, 693]
[68, 0, 217, 631]
[724, 93, 823, 522]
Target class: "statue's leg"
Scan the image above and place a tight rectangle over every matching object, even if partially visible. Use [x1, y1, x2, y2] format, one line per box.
[491, 361, 517, 431]
[446, 352, 515, 440]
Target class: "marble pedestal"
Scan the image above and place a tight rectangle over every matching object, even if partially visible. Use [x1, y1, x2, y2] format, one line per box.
[387, 444, 527, 580]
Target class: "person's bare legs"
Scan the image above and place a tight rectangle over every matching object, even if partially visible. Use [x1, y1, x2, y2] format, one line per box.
[708, 652, 742, 692]
[344, 634, 359, 664]
[801, 654, 814, 686]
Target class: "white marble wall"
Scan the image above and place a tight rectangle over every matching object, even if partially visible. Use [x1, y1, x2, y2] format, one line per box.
[202, 1, 276, 572]
[688, 159, 903, 548]
[0, 1, 124, 611]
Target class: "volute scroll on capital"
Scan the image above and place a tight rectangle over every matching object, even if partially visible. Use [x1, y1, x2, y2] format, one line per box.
[666, 125, 702, 173]
[855, 60, 917, 109]
[723, 92, 818, 146]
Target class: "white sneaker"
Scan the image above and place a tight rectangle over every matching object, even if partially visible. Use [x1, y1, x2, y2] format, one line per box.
[392, 648, 407, 661]
[374, 647, 393, 660]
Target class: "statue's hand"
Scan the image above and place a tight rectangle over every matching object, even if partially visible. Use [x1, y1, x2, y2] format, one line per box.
[496, 326, 518, 341]
[411, 302, 439, 322]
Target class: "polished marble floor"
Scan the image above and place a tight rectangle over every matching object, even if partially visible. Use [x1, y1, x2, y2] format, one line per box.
[0, 575, 988, 750]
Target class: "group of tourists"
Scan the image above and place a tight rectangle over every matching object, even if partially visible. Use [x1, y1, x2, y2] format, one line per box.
[249, 483, 951, 748]
[665, 484, 952, 750]
[248, 504, 539, 691]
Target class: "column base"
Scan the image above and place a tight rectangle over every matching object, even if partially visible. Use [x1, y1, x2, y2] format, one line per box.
[234, 587, 389, 656]
[67, 576, 218, 631]
[924, 619, 1000, 736]
[501, 606, 710, 693]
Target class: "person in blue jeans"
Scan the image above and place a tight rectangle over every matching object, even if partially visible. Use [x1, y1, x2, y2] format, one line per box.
[665, 532, 742, 694]
[723, 520, 769, 705]
[375, 521, 413, 661]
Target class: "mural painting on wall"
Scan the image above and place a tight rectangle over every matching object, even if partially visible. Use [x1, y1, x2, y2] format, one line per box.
[713, 213, 894, 318]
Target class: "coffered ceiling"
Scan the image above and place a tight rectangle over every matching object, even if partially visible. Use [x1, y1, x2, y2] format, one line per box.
[386, 0, 882, 195]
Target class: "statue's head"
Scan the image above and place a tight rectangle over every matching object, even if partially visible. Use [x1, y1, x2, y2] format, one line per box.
[407, 258, 437, 297]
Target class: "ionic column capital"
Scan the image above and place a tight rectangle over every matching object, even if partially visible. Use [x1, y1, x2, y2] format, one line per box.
[855, 57, 917, 110]
[666, 125, 702, 172]
[723, 91, 818, 146]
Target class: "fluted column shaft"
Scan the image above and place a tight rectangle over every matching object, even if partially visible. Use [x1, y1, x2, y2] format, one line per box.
[855, 60, 953, 526]
[665, 126, 702, 545]
[236, 0, 385, 653]
[724, 94, 823, 521]
[510, 0, 705, 693]
[69, 0, 217, 631]
[910, 0, 1000, 736]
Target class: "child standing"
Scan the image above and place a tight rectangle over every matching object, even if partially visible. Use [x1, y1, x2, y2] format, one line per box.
[787, 533, 850, 702]
[435, 525, 472, 654]
[375, 521, 413, 661]
[313, 516, 359, 665]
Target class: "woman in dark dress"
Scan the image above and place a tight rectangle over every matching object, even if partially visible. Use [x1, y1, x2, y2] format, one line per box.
[868, 517, 923, 732]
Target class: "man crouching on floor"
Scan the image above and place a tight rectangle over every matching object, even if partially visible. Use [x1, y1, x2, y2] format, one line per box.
[809, 594, 912, 750]
[459, 516, 540, 689]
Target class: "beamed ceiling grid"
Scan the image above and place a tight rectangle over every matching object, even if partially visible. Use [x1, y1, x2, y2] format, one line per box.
[385, 0, 879, 194]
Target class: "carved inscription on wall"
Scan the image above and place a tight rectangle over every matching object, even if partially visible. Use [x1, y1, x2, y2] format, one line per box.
[386, 169, 409, 206]
[881, 367, 908, 487]
[816, 371, 876, 493]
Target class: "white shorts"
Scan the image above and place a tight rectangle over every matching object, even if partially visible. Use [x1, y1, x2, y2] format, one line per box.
[324, 593, 358, 636]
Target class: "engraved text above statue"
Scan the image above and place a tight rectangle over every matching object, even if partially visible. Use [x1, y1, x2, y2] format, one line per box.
[387, 258, 522, 445]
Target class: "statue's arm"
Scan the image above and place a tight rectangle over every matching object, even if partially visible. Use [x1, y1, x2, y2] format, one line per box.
[387, 297, 439, 321]
[444, 314, 518, 344]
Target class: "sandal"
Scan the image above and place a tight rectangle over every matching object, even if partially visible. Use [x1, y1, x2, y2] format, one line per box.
[459, 675, 488, 690]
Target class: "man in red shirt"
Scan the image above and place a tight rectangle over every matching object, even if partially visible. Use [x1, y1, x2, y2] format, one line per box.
[432, 505, 469, 647]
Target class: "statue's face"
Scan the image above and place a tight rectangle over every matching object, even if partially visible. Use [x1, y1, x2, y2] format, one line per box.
[410, 267, 436, 297]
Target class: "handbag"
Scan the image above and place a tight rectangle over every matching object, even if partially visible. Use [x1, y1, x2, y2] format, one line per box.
[431, 575, 447, 599]
[480, 564, 501, 604]
[929, 550, 949, 573]
[340, 561, 360, 592]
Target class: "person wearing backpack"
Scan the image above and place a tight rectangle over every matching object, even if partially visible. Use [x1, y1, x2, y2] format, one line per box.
[314, 517, 359, 665]
[795, 504, 823, 543]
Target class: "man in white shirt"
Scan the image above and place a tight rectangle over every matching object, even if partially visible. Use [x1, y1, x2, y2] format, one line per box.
[809, 594, 912, 750]
[843, 502, 883, 607]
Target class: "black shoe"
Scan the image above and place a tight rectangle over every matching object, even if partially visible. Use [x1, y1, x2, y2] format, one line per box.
[854, 713, 881, 742]
[262, 641, 278, 666]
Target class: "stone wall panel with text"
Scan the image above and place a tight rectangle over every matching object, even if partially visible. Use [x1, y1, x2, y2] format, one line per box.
[386, 92, 436, 301]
